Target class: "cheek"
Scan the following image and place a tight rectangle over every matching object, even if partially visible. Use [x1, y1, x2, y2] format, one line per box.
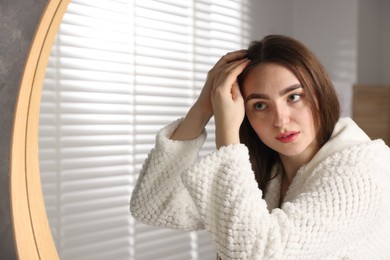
[247, 114, 269, 140]
[299, 108, 318, 139]
[302, 107, 315, 127]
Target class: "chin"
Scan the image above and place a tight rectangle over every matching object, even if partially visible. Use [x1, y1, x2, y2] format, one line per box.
[277, 147, 307, 158]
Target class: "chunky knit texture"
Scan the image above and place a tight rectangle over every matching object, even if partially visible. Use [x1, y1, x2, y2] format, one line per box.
[130, 118, 390, 259]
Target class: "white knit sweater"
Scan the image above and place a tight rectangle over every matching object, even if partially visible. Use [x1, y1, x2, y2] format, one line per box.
[130, 117, 390, 259]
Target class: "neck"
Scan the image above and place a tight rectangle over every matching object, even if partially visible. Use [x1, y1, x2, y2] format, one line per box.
[279, 157, 300, 183]
[279, 142, 320, 183]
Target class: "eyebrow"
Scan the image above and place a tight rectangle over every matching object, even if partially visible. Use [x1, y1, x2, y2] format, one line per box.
[245, 84, 303, 102]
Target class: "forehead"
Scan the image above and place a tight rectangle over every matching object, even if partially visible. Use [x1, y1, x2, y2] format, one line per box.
[242, 62, 300, 95]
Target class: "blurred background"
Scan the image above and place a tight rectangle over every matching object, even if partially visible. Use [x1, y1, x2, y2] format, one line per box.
[1, 0, 389, 259]
[250, 0, 390, 145]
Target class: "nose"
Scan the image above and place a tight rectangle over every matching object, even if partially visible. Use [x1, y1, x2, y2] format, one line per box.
[273, 104, 290, 127]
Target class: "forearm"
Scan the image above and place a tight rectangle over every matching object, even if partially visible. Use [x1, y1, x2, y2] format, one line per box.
[170, 102, 212, 141]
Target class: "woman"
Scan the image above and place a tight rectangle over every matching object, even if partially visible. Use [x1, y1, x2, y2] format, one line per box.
[130, 35, 390, 259]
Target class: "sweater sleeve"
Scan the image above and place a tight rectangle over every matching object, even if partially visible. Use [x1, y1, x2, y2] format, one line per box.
[181, 141, 386, 259]
[130, 118, 207, 230]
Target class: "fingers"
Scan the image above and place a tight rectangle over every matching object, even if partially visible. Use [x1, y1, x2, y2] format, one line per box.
[214, 49, 247, 67]
[213, 58, 250, 92]
[222, 49, 247, 62]
[231, 81, 243, 101]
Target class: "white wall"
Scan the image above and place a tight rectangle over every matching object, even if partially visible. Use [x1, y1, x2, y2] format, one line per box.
[381, 0, 390, 84]
[357, 0, 382, 84]
[358, 0, 390, 84]
[249, 0, 293, 40]
[291, 0, 359, 117]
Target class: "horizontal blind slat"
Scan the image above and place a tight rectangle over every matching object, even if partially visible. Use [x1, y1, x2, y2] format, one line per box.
[39, 0, 251, 259]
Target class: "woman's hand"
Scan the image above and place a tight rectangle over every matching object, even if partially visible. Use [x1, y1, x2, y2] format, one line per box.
[171, 50, 248, 142]
[210, 53, 250, 149]
[193, 50, 248, 118]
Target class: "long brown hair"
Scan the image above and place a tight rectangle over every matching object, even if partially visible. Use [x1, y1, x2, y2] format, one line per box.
[238, 35, 340, 195]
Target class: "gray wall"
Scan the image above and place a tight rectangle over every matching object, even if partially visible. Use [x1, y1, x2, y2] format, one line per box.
[358, 0, 390, 84]
[0, 0, 47, 259]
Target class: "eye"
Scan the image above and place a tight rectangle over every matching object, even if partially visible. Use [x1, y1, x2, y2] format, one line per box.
[288, 94, 302, 102]
[254, 102, 267, 111]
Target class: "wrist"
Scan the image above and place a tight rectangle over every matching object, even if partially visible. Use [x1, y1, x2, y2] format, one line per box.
[215, 126, 240, 149]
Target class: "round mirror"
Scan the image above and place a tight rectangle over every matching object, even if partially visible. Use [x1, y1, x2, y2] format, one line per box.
[10, 1, 70, 259]
[38, 1, 138, 258]
[12, 0, 252, 259]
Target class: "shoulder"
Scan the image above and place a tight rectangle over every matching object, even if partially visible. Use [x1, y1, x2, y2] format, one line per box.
[299, 140, 390, 203]
[319, 139, 389, 175]
[285, 140, 390, 219]
[293, 140, 390, 199]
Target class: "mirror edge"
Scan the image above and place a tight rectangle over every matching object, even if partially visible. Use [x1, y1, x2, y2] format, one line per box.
[10, 0, 71, 259]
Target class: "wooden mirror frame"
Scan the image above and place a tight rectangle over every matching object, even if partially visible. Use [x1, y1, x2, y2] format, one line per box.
[10, 0, 70, 259]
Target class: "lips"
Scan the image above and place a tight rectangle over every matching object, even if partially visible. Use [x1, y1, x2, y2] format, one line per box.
[275, 131, 300, 143]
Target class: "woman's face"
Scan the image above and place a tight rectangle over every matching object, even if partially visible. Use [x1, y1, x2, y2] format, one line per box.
[242, 62, 318, 161]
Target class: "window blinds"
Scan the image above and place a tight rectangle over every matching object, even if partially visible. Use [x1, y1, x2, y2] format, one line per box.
[39, 0, 251, 259]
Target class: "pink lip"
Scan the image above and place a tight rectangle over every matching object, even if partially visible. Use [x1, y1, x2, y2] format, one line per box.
[275, 131, 300, 143]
